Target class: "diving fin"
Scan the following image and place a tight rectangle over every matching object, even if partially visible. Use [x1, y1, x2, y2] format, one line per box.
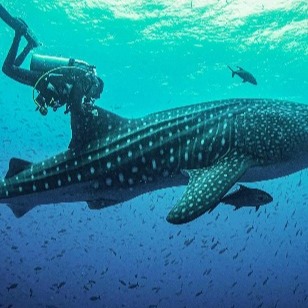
[0, 5, 41, 47]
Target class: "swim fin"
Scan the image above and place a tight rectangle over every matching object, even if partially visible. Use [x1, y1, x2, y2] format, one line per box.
[0, 5, 41, 47]
[15, 17, 41, 48]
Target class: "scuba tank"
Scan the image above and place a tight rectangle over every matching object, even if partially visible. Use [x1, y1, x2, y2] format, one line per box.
[30, 54, 95, 74]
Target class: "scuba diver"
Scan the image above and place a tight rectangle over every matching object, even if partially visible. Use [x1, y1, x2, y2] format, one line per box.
[0, 4, 104, 118]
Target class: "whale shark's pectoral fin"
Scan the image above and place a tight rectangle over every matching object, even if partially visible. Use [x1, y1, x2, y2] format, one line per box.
[166, 151, 254, 224]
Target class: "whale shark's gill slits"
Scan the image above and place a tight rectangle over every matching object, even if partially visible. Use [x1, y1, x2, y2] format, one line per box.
[103, 99, 244, 154]
[64, 100, 247, 170]
[99, 102, 248, 181]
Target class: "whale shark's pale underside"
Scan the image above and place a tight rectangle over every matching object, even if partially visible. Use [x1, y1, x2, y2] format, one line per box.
[0, 98, 307, 224]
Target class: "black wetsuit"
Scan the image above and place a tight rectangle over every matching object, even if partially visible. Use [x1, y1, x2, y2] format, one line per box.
[2, 31, 40, 86]
[2, 30, 93, 110]
[1, 4, 104, 151]
[2, 30, 99, 150]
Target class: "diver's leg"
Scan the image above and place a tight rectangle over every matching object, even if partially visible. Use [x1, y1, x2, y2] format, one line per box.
[14, 42, 34, 66]
[2, 32, 22, 70]
[2, 30, 39, 86]
[0, 4, 15, 28]
[2, 14, 39, 69]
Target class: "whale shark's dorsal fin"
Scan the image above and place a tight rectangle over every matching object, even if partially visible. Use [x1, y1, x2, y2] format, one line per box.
[69, 106, 129, 151]
[5, 158, 32, 179]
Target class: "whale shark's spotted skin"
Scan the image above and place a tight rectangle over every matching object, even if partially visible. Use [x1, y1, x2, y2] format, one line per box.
[0, 98, 307, 224]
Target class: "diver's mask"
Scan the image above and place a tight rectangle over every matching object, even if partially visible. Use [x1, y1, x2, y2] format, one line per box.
[84, 73, 103, 104]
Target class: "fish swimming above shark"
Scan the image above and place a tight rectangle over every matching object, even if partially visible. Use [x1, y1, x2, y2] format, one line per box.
[0, 98, 307, 224]
[227, 66, 257, 85]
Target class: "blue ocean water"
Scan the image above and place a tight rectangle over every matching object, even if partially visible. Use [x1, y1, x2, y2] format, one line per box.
[0, 1, 307, 307]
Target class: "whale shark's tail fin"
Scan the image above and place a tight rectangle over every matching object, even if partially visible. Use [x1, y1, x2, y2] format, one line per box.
[227, 65, 235, 78]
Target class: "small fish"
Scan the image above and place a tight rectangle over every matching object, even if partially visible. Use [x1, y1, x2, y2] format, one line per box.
[195, 290, 203, 297]
[109, 248, 117, 256]
[57, 281, 66, 289]
[128, 282, 139, 289]
[211, 241, 219, 250]
[247, 225, 254, 234]
[7, 283, 18, 291]
[119, 279, 126, 286]
[219, 247, 228, 254]
[184, 237, 195, 246]
[89, 295, 101, 301]
[227, 65, 257, 85]
[221, 185, 273, 211]
[152, 286, 160, 293]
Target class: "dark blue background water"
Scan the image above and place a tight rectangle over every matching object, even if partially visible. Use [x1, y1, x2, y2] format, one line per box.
[0, 1, 307, 307]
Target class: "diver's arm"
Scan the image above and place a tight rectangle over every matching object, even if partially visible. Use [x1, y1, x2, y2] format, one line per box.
[2, 32, 40, 87]
[66, 79, 84, 114]
[68, 77, 100, 150]
[68, 81, 88, 150]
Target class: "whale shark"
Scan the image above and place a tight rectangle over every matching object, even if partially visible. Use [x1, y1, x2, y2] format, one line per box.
[0, 98, 307, 224]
